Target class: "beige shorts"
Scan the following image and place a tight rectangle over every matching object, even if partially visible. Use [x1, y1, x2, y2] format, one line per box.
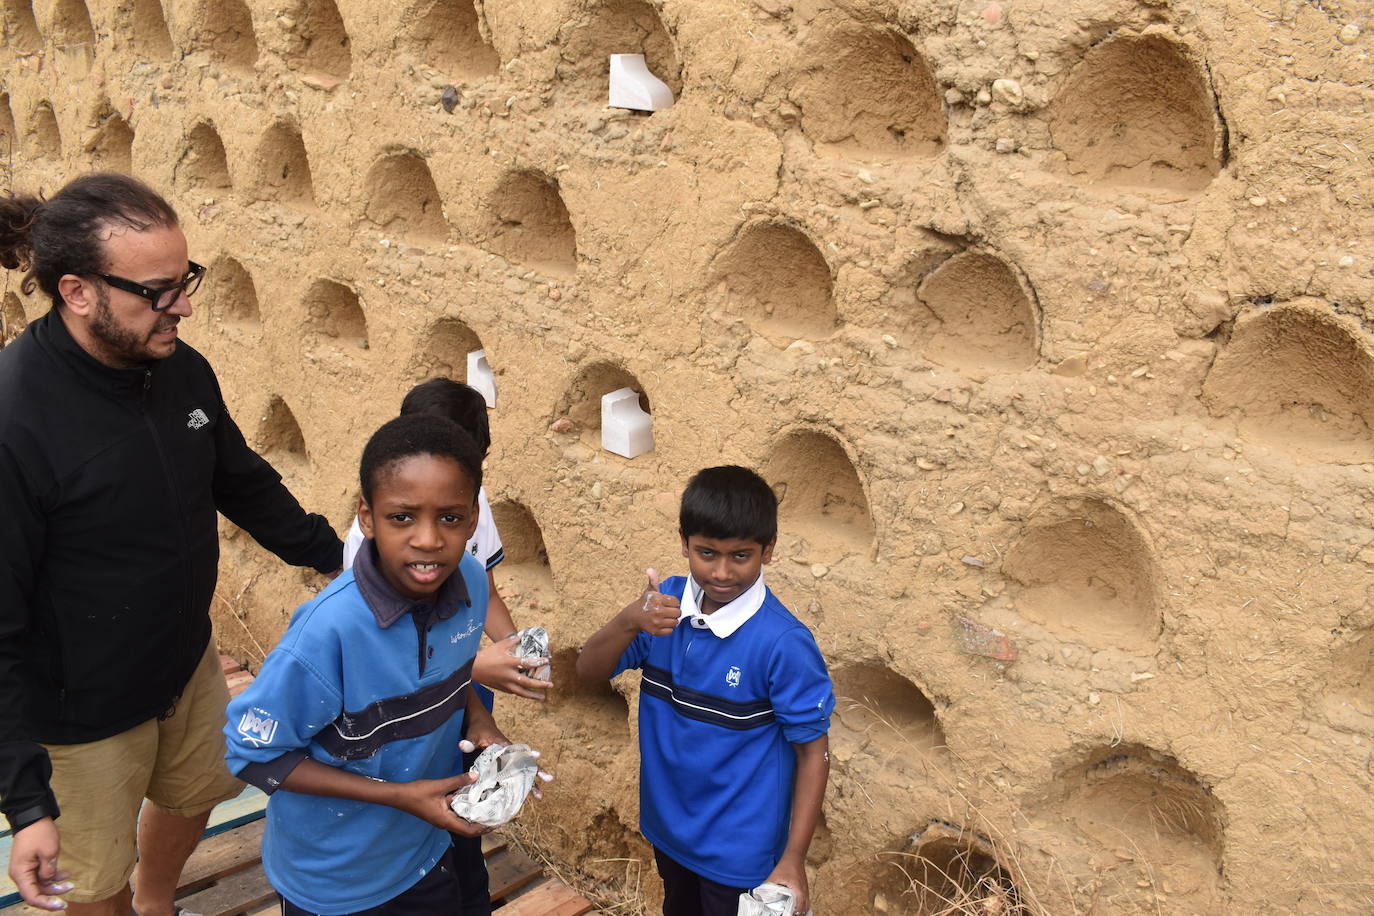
[43, 640, 244, 902]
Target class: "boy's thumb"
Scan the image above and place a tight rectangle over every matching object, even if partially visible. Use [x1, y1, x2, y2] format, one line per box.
[646, 568, 660, 592]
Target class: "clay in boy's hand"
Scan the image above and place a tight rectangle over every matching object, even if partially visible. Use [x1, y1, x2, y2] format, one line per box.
[637, 568, 680, 636]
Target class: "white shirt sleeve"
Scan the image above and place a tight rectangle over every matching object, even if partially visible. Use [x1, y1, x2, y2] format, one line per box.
[341, 516, 364, 570]
[469, 487, 505, 570]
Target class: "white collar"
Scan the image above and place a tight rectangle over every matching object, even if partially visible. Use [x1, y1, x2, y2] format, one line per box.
[677, 571, 767, 638]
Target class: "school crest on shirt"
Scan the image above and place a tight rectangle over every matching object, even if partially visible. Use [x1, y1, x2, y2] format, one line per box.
[726, 666, 741, 688]
[236, 707, 278, 746]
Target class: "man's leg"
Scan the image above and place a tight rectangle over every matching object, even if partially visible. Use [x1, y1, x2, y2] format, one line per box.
[128, 804, 214, 916]
[65, 885, 132, 916]
[139, 643, 244, 916]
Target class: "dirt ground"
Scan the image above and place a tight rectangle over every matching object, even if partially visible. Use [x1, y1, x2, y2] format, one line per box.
[3, 0, 1373, 912]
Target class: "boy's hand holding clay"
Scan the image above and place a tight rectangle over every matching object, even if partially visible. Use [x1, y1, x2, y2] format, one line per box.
[623, 569, 679, 636]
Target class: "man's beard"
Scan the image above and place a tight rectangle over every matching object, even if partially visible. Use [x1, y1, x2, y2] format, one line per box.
[88, 286, 177, 366]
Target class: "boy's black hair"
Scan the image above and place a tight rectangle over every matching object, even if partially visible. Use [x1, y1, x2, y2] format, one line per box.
[400, 378, 491, 457]
[359, 413, 483, 505]
[679, 465, 778, 546]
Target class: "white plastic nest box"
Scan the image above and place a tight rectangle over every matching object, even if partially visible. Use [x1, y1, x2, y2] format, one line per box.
[608, 54, 675, 112]
[601, 387, 653, 459]
[467, 350, 497, 409]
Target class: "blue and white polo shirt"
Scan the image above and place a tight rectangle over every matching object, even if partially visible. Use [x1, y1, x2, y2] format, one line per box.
[614, 573, 834, 888]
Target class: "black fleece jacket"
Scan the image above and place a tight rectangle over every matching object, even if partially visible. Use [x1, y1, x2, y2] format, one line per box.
[0, 310, 343, 832]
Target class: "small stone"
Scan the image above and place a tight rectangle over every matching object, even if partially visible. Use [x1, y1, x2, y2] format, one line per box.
[1092, 456, 1111, 476]
[859, 200, 879, 210]
[1130, 671, 1155, 682]
[856, 169, 876, 185]
[1338, 255, 1355, 268]
[916, 457, 939, 471]
[605, 125, 628, 141]
[990, 78, 1023, 106]
[982, 2, 1003, 26]
[916, 621, 932, 633]
[585, 117, 606, 133]
[944, 87, 965, 105]
[1076, 464, 1091, 476]
[933, 389, 953, 403]
[1130, 366, 1148, 378]
[1088, 692, 1101, 705]
[961, 555, 985, 568]
[660, 131, 674, 151]
[300, 73, 340, 92]
[976, 88, 993, 105]
[440, 85, 460, 113]
[1248, 195, 1267, 207]
[810, 563, 828, 578]
[1338, 23, 1360, 45]
[1113, 474, 1135, 493]
[548, 288, 561, 300]
[785, 340, 815, 356]
[948, 501, 965, 516]
[995, 137, 1015, 153]
[882, 334, 898, 348]
[549, 417, 575, 434]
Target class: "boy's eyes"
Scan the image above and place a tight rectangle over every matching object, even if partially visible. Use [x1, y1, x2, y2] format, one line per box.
[384, 512, 468, 524]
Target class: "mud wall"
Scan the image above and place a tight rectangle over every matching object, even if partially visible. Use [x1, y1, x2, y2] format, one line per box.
[3, 0, 1373, 912]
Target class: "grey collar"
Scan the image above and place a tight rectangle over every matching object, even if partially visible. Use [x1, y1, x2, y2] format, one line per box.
[351, 539, 471, 628]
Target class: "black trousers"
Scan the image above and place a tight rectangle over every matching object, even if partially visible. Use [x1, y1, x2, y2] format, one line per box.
[654, 847, 750, 916]
[451, 728, 493, 916]
[279, 848, 460, 916]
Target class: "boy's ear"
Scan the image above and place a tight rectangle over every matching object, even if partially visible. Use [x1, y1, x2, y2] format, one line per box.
[760, 537, 776, 565]
[357, 496, 375, 539]
[680, 534, 690, 558]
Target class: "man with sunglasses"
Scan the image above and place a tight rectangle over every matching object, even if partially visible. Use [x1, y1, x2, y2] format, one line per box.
[0, 173, 343, 916]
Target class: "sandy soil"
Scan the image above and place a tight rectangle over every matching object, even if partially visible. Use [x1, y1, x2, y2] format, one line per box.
[3, 0, 1373, 912]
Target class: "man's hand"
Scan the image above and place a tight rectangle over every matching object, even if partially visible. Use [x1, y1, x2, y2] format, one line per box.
[389, 774, 487, 835]
[472, 637, 551, 700]
[622, 568, 678, 636]
[8, 817, 73, 911]
[764, 855, 810, 915]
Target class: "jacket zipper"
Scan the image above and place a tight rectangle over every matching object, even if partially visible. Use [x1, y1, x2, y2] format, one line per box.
[141, 368, 195, 698]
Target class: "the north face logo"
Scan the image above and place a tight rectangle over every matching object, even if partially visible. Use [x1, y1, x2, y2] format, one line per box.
[236, 708, 278, 746]
[187, 408, 209, 429]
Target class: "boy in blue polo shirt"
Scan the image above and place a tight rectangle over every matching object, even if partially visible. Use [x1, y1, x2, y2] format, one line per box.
[578, 466, 834, 916]
[225, 414, 522, 915]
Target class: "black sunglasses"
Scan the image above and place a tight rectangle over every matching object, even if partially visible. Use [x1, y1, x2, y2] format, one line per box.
[95, 261, 206, 312]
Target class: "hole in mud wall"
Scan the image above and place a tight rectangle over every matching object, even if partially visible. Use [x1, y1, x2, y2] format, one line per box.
[406, 0, 498, 79]
[363, 151, 448, 245]
[6, 0, 42, 51]
[555, 360, 648, 443]
[832, 662, 945, 752]
[1324, 630, 1374, 726]
[302, 279, 367, 351]
[254, 121, 315, 207]
[561, 0, 682, 103]
[196, 0, 258, 70]
[1055, 744, 1224, 908]
[489, 499, 555, 606]
[286, 0, 351, 80]
[767, 429, 873, 557]
[548, 647, 631, 740]
[28, 102, 61, 159]
[175, 122, 232, 194]
[1200, 302, 1374, 464]
[0, 94, 18, 158]
[258, 395, 308, 469]
[410, 316, 482, 382]
[87, 109, 133, 173]
[52, 0, 95, 45]
[2, 291, 27, 347]
[127, 0, 172, 57]
[872, 824, 1023, 915]
[793, 24, 944, 159]
[714, 222, 834, 339]
[203, 255, 261, 329]
[1050, 32, 1222, 192]
[485, 170, 577, 277]
[910, 249, 1039, 378]
[1003, 498, 1160, 651]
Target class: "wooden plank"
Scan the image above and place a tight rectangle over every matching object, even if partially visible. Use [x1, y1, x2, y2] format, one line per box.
[176, 818, 265, 896]
[176, 862, 276, 916]
[486, 847, 543, 902]
[494, 879, 595, 916]
[482, 832, 508, 857]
